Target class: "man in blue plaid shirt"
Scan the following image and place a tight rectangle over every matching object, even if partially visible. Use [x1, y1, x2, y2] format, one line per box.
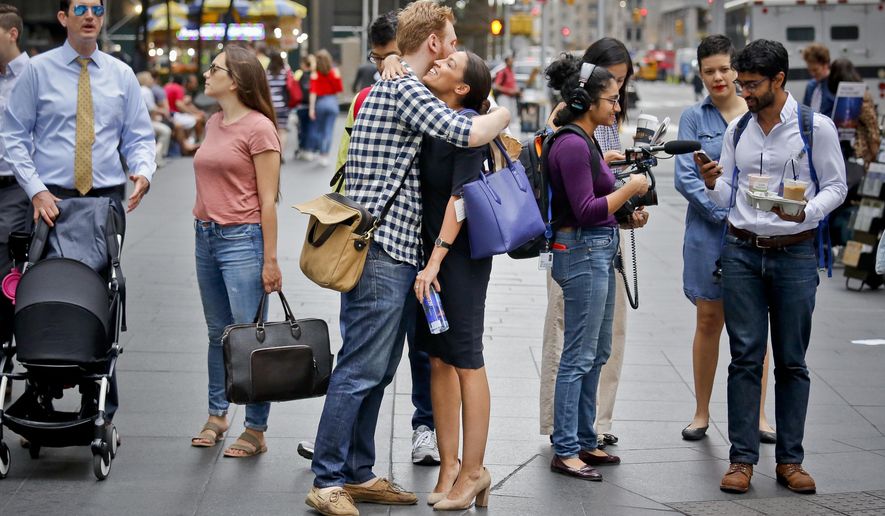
[306, 2, 511, 515]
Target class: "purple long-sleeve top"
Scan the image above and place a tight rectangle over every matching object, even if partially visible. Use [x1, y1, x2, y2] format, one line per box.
[548, 133, 618, 228]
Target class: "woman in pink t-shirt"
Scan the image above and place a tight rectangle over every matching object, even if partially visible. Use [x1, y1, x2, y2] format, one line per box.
[189, 46, 282, 458]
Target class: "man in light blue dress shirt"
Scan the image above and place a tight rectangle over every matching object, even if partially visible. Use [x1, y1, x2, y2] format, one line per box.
[0, 3, 30, 345]
[1, 0, 155, 229]
[702, 40, 846, 496]
[1, 0, 156, 421]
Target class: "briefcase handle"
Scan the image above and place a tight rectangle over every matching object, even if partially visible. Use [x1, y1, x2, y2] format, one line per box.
[253, 290, 301, 343]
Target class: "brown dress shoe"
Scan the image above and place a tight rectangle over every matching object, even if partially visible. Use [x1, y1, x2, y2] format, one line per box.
[776, 464, 816, 494]
[720, 463, 753, 493]
[550, 455, 603, 481]
[578, 449, 621, 465]
[343, 477, 418, 505]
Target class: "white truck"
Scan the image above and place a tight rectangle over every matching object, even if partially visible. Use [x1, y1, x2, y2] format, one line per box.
[724, 0, 884, 112]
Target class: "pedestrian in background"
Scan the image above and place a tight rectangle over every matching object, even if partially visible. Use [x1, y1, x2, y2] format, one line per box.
[414, 50, 494, 510]
[702, 39, 846, 495]
[801, 43, 834, 117]
[674, 34, 776, 444]
[493, 55, 519, 133]
[266, 52, 290, 159]
[308, 49, 343, 167]
[0, 3, 30, 346]
[540, 37, 635, 451]
[293, 54, 314, 160]
[189, 45, 282, 458]
[137, 71, 172, 168]
[2, 0, 157, 422]
[544, 54, 649, 481]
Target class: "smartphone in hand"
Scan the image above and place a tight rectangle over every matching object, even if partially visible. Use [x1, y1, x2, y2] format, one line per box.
[694, 150, 713, 166]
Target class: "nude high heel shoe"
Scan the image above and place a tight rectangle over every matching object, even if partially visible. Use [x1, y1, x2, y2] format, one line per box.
[427, 459, 461, 505]
[433, 467, 491, 511]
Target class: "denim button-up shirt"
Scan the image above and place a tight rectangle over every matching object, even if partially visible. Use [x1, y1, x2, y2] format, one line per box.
[674, 96, 731, 302]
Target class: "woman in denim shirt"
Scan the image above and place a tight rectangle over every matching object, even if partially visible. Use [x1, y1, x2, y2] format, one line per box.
[674, 35, 775, 443]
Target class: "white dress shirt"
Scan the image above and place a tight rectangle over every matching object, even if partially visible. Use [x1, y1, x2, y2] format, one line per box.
[2, 41, 156, 199]
[708, 93, 847, 236]
[0, 52, 30, 177]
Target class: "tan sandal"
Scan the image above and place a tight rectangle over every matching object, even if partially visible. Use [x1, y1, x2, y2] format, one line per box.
[223, 431, 267, 458]
[191, 421, 226, 448]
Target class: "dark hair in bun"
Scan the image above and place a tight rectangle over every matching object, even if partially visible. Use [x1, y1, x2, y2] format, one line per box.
[545, 53, 614, 127]
[462, 52, 492, 115]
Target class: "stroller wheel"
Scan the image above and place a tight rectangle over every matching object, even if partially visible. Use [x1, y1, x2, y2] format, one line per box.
[92, 449, 111, 480]
[110, 426, 119, 458]
[0, 442, 10, 479]
[28, 443, 40, 460]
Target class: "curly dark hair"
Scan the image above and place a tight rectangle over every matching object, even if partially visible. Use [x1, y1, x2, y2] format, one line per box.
[697, 34, 735, 67]
[369, 10, 398, 48]
[546, 53, 614, 127]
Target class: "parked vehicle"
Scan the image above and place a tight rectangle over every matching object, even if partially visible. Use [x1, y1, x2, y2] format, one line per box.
[725, 0, 885, 112]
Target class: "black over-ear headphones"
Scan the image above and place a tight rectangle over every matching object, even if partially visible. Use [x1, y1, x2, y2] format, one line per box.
[567, 62, 596, 113]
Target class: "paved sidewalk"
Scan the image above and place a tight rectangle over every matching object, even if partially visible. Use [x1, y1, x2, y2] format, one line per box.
[1, 117, 884, 516]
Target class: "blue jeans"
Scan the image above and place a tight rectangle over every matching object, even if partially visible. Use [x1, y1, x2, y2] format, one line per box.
[721, 234, 819, 465]
[550, 227, 619, 458]
[296, 106, 312, 151]
[194, 220, 271, 431]
[337, 294, 434, 431]
[307, 95, 339, 154]
[312, 243, 417, 487]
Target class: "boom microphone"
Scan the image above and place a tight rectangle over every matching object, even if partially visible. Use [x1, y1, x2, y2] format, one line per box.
[624, 140, 701, 155]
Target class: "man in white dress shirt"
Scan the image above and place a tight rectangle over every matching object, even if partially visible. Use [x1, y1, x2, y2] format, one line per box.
[699, 39, 846, 495]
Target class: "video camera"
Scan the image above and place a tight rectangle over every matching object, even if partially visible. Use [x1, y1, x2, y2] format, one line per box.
[608, 140, 701, 224]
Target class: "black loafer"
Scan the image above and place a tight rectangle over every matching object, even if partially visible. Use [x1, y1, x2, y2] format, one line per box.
[681, 425, 708, 441]
[550, 455, 603, 481]
[602, 433, 618, 445]
[579, 450, 621, 465]
[760, 430, 776, 444]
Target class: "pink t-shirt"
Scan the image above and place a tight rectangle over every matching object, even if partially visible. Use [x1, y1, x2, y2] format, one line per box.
[193, 111, 280, 225]
[164, 82, 185, 113]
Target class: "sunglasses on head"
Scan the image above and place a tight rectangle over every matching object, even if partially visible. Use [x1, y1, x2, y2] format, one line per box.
[72, 4, 105, 17]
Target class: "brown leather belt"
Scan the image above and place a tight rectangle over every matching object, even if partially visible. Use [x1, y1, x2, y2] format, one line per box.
[728, 225, 816, 250]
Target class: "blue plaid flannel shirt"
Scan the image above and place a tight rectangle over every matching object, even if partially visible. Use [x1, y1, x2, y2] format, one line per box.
[595, 119, 622, 153]
[345, 62, 473, 266]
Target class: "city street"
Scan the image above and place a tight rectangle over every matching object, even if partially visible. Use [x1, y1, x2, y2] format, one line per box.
[1, 81, 884, 515]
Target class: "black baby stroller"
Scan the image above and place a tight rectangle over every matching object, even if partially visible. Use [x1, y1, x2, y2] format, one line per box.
[0, 197, 125, 480]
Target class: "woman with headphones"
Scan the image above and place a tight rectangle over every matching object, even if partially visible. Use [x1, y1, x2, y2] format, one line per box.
[544, 55, 650, 481]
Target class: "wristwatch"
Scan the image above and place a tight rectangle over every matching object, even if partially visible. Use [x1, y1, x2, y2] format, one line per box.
[434, 237, 451, 249]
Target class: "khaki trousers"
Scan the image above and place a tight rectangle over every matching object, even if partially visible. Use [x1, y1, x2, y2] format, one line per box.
[539, 261, 627, 436]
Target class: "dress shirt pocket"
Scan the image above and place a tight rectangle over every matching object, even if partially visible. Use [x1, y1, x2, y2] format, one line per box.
[95, 87, 125, 127]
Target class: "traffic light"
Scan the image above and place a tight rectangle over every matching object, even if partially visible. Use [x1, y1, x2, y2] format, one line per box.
[640, 7, 648, 16]
[561, 26, 571, 38]
[490, 18, 503, 36]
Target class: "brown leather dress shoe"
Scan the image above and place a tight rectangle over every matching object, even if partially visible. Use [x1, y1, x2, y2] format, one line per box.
[344, 477, 418, 505]
[776, 463, 816, 494]
[720, 463, 753, 493]
[578, 449, 621, 465]
[550, 455, 602, 481]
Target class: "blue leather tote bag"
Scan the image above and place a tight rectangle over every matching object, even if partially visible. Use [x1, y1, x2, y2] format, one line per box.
[462, 138, 546, 259]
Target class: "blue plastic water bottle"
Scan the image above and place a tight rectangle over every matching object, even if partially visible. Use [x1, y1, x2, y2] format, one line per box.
[422, 289, 449, 334]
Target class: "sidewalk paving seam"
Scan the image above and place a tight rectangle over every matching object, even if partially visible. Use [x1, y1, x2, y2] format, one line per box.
[193, 405, 238, 516]
[489, 452, 543, 492]
[810, 370, 885, 438]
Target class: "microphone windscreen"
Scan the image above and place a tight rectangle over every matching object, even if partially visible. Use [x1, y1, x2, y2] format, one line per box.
[663, 140, 702, 154]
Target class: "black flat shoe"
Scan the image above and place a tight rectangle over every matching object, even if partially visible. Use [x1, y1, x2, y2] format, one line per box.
[550, 455, 603, 481]
[681, 425, 708, 441]
[579, 450, 621, 465]
[760, 430, 776, 444]
[602, 433, 618, 445]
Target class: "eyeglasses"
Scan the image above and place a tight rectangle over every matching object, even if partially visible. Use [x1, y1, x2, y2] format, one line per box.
[368, 51, 400, 65]
[72, 4, 105, 16]
[733, 77, 770, 94]
[600, 95, 620, 106]
[208, 63, 232, 76]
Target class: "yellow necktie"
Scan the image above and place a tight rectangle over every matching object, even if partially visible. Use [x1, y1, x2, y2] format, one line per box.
[74, 57, 94, 196]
